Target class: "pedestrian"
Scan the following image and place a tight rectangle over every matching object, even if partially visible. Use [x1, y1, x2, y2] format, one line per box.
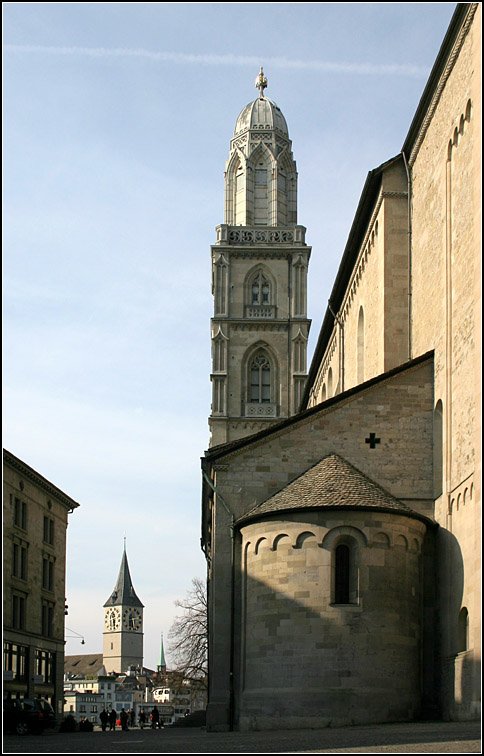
[139, 708, 146, 729]
[150, 705, 160, 729]
[129, 708, 135, 727]
[120, 708, 129, 731]
[109, 707, 117, 731]
[99, 708, 108, 732]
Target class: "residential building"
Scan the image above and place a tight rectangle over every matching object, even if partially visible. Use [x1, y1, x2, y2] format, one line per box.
[3, 449, 80, 718]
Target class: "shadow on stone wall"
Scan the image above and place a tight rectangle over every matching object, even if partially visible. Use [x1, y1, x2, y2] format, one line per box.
[230, 521, 435, 731]
[438, 527, 480, 721]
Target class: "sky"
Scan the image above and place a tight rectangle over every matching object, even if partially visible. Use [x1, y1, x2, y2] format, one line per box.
[3, 2, 458, 670]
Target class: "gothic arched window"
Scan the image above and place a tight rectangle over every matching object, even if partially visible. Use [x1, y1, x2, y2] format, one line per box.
[251, 271, 271, 306]
[254, 164, 268, 225]
[234, 161, 245, 225]
[249, 352, 271, 404]
[433, 400, 443, 498]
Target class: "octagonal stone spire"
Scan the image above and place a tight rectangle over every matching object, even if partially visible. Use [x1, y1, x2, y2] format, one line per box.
[103, 545, 143, 609]
[225, 70, 297, 227]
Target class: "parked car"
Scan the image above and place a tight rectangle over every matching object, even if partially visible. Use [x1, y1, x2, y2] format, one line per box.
[169, 709, 206, 727]
[3, 697, 56, 735]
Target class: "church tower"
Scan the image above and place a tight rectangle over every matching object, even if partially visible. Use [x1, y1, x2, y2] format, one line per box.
[209, 69, 311, 447]
[102, 546, 144, 674]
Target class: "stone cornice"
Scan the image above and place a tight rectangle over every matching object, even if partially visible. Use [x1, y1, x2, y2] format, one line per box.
[3, 449, 80, 511]
[403, 3, 477, 166]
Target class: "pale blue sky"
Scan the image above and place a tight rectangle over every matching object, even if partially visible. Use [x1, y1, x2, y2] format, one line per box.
[3, 2, 457, 669]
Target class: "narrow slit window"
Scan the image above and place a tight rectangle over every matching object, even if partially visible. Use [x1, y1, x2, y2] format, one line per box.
[334, 544, 350, 603]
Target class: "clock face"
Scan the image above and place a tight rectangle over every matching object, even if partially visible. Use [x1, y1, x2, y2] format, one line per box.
[105, 608, 121, 631]
[123, 608, 142, 631]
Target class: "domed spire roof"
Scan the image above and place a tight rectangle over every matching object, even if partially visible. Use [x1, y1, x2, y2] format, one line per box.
[234, 67, 289, 137]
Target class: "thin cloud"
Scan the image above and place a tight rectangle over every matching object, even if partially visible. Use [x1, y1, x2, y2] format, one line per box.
[4, 44, 429, 77]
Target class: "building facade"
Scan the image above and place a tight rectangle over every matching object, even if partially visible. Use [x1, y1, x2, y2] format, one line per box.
[202, 4, 480, 732]
[3, 449, 80, 718]
[63, 689, 105, 724]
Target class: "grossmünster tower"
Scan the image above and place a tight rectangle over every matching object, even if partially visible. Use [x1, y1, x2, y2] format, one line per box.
[209, 69, 311, 448]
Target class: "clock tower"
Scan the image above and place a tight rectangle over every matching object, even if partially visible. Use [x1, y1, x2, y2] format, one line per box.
[102, 546, 144, 674]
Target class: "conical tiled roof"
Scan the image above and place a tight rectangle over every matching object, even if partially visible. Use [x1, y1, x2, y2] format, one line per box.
[237, 454, 415, 525]
[103, 548, 144, 608]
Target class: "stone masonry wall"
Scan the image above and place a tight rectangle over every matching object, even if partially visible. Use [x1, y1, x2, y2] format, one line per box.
[409, 4, 480, 720]
[236, 510, 427, 730]
[207, 357, 434, 730]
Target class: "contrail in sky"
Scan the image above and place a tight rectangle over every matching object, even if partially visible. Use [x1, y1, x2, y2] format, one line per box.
[4, 44, 429, 78]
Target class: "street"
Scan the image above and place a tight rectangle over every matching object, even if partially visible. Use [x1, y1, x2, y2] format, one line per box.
[2, 720, 481, 753]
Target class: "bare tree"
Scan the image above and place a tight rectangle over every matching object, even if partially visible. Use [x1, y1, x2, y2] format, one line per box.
[168, 577, 208, 685]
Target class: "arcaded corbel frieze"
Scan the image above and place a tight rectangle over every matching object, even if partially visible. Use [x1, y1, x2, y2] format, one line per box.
[407, 4, 478, 167]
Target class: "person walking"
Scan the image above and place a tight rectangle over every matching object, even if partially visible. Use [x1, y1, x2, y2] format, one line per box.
[99, 708, 108, 732]
[139, 708, 146, 729]
[150, 705, 160, 729]
[120, 708, 129, 731]
[108, 707, 117, 731]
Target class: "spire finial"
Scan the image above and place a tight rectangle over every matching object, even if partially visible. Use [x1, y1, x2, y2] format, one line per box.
[123, 536, 126, 552]
[255, 66, 268, 99]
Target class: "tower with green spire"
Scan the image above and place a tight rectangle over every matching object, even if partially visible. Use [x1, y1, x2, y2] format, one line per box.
[102, 545, 144, 674]
[156, 633, 167, 683]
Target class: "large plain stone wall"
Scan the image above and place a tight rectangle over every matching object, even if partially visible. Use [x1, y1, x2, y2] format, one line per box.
[409, 4, 481, 720]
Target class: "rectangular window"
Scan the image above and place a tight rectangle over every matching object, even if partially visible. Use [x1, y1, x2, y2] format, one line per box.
[12, 594, 26, 629]
[13, 542, 28, 580]
[3, 642, 28, 681]
[41, 601, 55, 638]
[42, 557, 54, 591]
[35, 649, 55, 684]
[14, 498, 27, 530]
[43, 516, 54, 545]
[80, 705, 86, 713]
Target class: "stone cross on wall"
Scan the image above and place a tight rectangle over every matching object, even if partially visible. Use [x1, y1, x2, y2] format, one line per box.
[365, 432, 381, 449]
